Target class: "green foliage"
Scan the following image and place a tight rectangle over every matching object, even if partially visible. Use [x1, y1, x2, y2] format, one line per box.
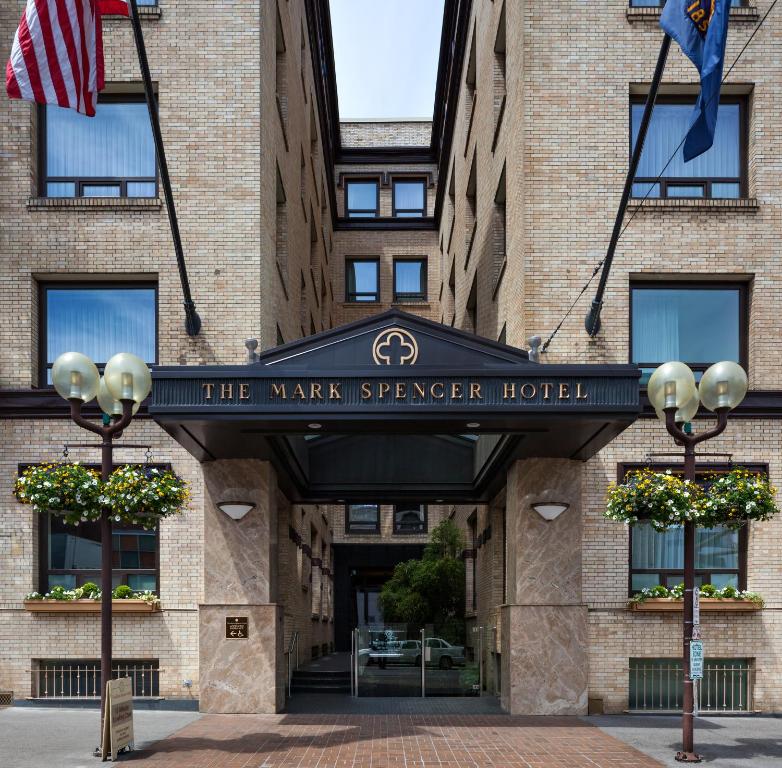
[699, 468, 778, 529]
[79, 581, 100, 598]
[379, 519, 466, 642]
[105, 466, 189, 528]
[112, 585, 135, 600]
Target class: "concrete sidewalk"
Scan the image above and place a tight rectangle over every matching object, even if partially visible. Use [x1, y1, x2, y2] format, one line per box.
[591, 714, 782, 768]
[0, 707, 200, 768]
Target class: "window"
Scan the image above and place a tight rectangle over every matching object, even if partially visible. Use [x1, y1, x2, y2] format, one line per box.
[40, 283, 157, 385]
[346, 504, 380, 534]
[345, 259, 379, 302]
[631, 282, 746, 384]
[631, 97, 746, 199]
[467, 512, 477, 612]
[42, 97, 156, 198]
[345, 180, 379, 218]
[465, 153, 477, 265]
[393, 259, 427, 302]
[43, 514, 159, 593]
[393, 504, 427, 534]
[624, 464, 757, 595]
[492, 2, 506, 147]
[492, 166, 506, 295]
[392, 179, 426, 217]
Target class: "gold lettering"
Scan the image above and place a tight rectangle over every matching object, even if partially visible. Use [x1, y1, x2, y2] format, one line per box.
[413, 382, 426, 400]
[220, 383, 233, 400]
[576, 382, 588, 400]
[687, 0, 699, 10]
[202, 383, 214, 400]
[292, 383, 306, 400]
[503, 382, 516, 400]
[378, 382, 390, 399]
[396, 382, 407, 400]
[431, 382, 445, 399]
[329, 382, 342, 400]
[451, 382, 463, 399]
[239, 383, 250, 400]
[310, 382, 323, 400]
[520, 383, 536, 399]
[541, 382, 553, 400]
[691, 8, 704, 21]
[271, 383, 287, 399]
[469, 382, 482, 400]
[361, 382, 372, 400]
[559, 383, 570, 400]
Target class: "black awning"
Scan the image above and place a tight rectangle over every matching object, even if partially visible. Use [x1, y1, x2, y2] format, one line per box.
[151, 310, 640, 502]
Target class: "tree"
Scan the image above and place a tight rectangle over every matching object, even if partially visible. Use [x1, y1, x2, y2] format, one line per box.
[379, 519, 466, 642]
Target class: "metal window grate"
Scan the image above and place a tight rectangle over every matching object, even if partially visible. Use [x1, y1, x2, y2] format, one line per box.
[31, 660, 160, 699]
[629, 658, 754, 712]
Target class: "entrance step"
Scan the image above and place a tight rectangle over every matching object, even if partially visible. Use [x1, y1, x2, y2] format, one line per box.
[291, 668, 351, 694]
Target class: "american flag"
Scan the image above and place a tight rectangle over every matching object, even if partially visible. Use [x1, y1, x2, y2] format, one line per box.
[6, 0, 130, 117]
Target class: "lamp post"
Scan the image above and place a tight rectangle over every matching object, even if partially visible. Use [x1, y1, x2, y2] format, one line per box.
[51, 351, 152, 747]
[647, 360, 748, 763]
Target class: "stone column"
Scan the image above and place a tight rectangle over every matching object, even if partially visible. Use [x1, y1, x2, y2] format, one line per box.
[199, 459, 285, 713]
[501, 458, 588, 715]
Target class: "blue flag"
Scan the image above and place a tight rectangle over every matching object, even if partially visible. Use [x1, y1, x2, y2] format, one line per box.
[660, 0, 732, 161]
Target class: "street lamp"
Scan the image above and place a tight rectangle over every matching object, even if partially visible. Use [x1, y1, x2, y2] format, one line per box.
[51, 351, 152, 747]
[647, 360, 747, 763]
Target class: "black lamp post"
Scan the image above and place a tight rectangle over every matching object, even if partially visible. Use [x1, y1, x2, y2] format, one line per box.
[647, 360, 748, 763]
[51, 351, 152, 749]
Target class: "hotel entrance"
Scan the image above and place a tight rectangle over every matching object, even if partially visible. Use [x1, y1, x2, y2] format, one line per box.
[149, 310, 640, 714]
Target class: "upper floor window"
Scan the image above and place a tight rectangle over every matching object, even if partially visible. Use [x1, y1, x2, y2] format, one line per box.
[631, 97, 746, 199]
[346, 504, 380, 534]
[393, 258, 427, 302]
[392, 179, 426, 217]
[631, 282, 746, 385]
[41, 283, 157, 385]
[44, 513, 159, 593]
[345, 259, 379, 302]
[42, 97, 156, 198]
[345, 180, 379, 218]
[393, 504, 427, 534]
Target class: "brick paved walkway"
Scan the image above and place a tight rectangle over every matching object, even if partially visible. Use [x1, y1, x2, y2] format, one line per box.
[125, 713, 664, 767]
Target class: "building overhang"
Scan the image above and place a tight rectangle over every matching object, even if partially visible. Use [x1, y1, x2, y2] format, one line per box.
[150, 310, 641, 502]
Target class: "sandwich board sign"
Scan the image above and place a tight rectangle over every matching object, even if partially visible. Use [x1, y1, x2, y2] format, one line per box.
[101, 677, 134, 760]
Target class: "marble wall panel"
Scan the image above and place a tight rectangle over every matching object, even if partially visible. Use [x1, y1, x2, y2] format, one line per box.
[199, 603, 284, 713]
[501, 603, 588, 715]
[202, 459, 278, 604]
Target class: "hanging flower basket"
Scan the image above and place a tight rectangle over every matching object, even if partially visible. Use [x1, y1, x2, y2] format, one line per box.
[698, 468, 778, 530]
[104, 465, 189, 528]
[605, 468, 706, 530]
[605, 467, 779, 530]
[13, 462, 102, 525]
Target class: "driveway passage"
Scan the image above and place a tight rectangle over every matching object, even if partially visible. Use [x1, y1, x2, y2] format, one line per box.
[125, 713, 664, 767]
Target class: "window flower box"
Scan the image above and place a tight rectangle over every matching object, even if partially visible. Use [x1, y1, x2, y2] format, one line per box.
[628, 598, 761, 612]
[24, 599, 160, 614]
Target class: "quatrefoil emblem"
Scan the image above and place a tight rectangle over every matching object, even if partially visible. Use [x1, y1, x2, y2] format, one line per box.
[372, 328, 419, 366]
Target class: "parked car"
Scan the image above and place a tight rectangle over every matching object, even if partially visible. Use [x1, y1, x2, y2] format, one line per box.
[396, 638, 466, 669]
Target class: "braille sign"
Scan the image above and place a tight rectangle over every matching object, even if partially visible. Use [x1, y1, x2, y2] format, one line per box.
[226, 616, 249, 639]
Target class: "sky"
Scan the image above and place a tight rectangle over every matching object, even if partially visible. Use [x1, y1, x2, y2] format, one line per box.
[329, 0, 445, 120]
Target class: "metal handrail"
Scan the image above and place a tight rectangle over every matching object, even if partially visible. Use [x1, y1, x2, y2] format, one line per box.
[286, 631, 299, 698]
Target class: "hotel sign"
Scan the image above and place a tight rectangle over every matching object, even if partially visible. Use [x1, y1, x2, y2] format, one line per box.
[151, 325, 640, 415]
[152, 373, 637, 411]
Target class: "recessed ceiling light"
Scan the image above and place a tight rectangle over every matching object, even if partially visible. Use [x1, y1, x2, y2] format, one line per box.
[308, 423, 322, 429]
[466, 422, 480, 428]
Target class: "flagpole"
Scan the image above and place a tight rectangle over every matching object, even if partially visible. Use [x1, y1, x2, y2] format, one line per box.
[127, 0, 201, 336]
[585, 34, 671, 337]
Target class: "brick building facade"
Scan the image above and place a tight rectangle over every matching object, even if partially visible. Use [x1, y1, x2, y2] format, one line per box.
[1, 0, 780, 715]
